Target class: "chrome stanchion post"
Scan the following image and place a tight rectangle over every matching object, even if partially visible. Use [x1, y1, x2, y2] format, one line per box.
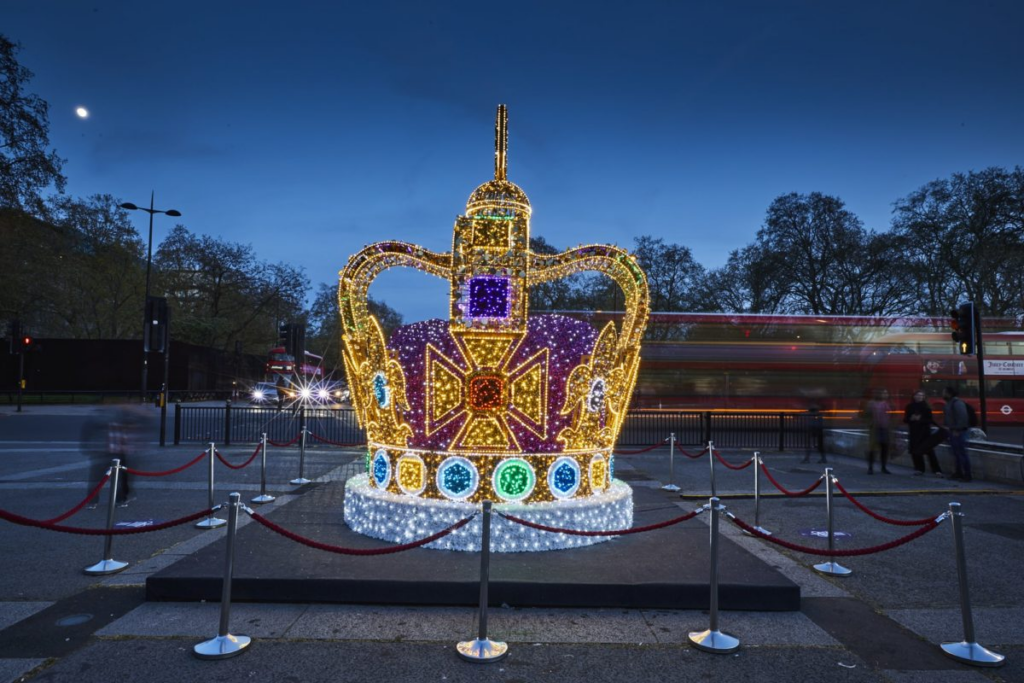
[662, 432, 680, 492]
[251, 432, 275, 505]
[290, 427, 310, 485]
[457, 501, 507, 662]
[813, 468, 851, 576]
[708, 440, 716, 497]
[84, 459, 129, 575]
[196, 441, 227, 529]
[940, 502, 1005, 667]
[744, 451, 772, 537]
[194, 492, 251, 660]
[688, 497, 740, 653]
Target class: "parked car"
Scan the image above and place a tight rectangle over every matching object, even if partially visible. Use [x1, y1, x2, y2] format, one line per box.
[249, 382, 280, 405]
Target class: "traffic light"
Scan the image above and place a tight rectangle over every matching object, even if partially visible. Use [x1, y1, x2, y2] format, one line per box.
[278, 323, 291, 349]
[950, 302, 976, 355]
[144, 297, 169, 353]
[21, 335, 32, 351]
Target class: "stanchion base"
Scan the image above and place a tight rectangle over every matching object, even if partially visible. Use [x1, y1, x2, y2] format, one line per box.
[661, 484, 681, 492]
[940, 641, 1005, 667]
[290, 478, 311, 485]
[812, 561, 852, 576]
[195, 517, 228, 529]
[83, 559, 129, 576]
[688, 628, 740, 653]
[456, 638, 508, 662]
[250, 494, 276, 505]
[742, 526, 772, 537]
[193, 633, 251, 660]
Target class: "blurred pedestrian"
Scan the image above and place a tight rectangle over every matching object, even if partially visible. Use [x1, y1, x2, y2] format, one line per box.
[903, 390, 943, 477]
[80, 410, 110, 510]
[942, 386, 972, 482]
[801, 404, 826, 464]
[866, 388, 893, 474]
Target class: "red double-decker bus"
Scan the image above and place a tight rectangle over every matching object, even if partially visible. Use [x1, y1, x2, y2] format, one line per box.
[265, 347, 324, 386]
[561, 311, 1024, 427]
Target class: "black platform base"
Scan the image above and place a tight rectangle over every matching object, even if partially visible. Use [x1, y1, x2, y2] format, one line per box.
[147, 482, 800, 611]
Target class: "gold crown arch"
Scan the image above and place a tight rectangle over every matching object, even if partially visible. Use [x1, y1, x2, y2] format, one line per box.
[338, 106, 649, 510]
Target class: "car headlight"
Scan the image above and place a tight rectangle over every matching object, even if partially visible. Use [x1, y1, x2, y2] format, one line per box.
[253, 390, 264, 400]
[318, 389, 329, 400]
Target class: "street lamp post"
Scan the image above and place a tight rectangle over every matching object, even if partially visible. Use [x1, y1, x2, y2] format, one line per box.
[120, 192, 180, 402]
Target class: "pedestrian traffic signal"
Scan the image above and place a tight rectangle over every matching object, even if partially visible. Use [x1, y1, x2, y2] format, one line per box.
[950, 302, 976, 355]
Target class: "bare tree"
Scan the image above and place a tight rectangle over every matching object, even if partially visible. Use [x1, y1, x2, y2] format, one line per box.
[891, 167, 1024, 317]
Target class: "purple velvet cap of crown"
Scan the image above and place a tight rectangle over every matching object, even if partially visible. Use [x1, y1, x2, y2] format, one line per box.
[389, 314, 599, 452]
[467, 275, 510, 318]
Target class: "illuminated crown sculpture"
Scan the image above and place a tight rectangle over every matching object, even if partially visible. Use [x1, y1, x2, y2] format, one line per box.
[339, 106, 650, 551]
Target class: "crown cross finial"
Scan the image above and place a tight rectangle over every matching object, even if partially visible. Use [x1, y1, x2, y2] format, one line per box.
[494, 104, 508, 181]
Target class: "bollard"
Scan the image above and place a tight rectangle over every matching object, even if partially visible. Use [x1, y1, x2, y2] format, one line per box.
[743, 452, 772, 537]
[939, 502, 1005, 667]
[196, 442, 227, 529]
[251, 433, 275, 505]
[662, 432, 680, 492]
[457, 501, 507, 662]
[688, 497, 740, 653]
[84, 459, 130, 575]
[708, 440, 717, 498]
[812, 468, 851, 576]
[290, 427, 311, 485]
[194, 492, 251, 659]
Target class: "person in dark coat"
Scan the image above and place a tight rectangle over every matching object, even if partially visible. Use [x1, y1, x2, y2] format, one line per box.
[903, 390, 943, 477]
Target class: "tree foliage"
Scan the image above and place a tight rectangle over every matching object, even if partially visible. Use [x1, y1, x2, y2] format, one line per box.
[0, 35, 65, 215]
[154, 226, 309, 353]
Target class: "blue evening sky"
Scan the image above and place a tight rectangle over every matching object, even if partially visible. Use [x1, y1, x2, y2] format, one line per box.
[4, 0, 1022, 321]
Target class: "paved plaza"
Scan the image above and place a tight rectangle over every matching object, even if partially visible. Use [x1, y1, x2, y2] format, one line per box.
[0, 405, 1022, 682]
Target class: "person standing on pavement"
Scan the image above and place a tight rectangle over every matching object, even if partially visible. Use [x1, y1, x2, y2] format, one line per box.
[866, 388, 893, 474]
[942, 386, 971, 481]
[903, 390, 943, 477]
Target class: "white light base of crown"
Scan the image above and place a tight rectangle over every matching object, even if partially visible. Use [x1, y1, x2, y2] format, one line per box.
[343, 474, 633, 553]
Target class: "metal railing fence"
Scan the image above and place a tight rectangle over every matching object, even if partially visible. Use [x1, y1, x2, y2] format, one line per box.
[174, 406, 823, 451]
[174, 404, 363, 445]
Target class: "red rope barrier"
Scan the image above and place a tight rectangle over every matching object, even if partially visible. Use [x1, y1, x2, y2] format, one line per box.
[248, 511, 475, 555]
[610, 438, 667, 454]
[677, 446, 708, 459]
[43, 473, 111, 524]
[759, 461, 824, 497]
[0, 506, 216, 536]
[125, 450, 208, 477]
[713, 450, 754, 470]
[268, 435, 300, 448]
[728, 513, 942, 557]
[831, 478, 936, 527]
[215, 443, 262, 470]
[499, 508, 703, 537]
[308, 432, 364, 448]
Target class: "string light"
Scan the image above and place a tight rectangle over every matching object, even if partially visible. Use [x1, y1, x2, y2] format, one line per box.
[337, 105, 650, 547]
[345, 474, 633, 552]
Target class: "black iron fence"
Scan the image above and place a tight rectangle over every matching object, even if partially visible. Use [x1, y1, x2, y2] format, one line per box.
[174, 405, 824, 452]
[174, 404, 363, 445]
[621, 410, 823, 451]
